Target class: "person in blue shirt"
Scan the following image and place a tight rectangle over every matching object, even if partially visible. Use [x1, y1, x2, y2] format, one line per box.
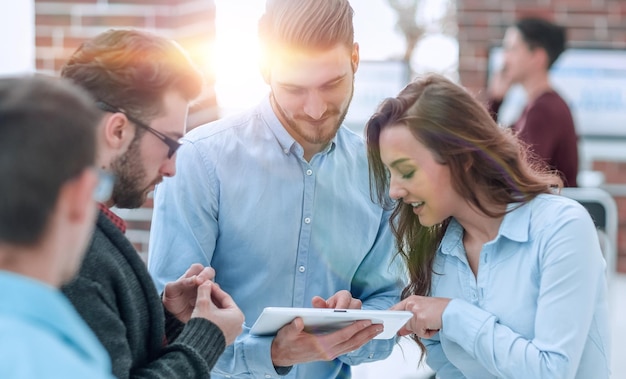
[148, 0, 403, 377]
[0, 75, 115, 379]
[366, 73, 610, 379]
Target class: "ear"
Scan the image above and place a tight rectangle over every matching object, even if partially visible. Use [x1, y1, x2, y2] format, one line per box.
[351, 43, 360, 74]
[532, 47, 550, 70]
[101, 113, 136, 153]
[463, 155, 474, 172]
[58, 169, 99, 225]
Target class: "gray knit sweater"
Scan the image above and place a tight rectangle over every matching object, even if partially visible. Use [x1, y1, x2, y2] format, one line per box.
[62, 211, 225, 379]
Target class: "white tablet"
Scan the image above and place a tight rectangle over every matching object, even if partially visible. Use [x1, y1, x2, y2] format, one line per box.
[249, 307, 412, 340]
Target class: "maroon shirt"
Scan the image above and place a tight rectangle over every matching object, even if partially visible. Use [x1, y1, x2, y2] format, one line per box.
[490, 90, 579, 187]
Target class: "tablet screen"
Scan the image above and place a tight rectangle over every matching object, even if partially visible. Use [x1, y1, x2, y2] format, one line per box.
[249, 307, 412, 340]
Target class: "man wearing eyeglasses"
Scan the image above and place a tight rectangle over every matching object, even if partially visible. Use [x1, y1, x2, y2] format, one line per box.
[60, 29, 244, 379]
[0, 75, 115, 378]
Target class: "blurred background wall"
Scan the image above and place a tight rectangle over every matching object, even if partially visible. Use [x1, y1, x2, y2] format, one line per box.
[456, 0, 625, 96]
[1, 0, 625, 271]
[33, 0, 219, 127]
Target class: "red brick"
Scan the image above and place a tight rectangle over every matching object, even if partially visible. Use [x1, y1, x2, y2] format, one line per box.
[81, 15, 147, 27]
[153, 15, 173, 29]
[35, 58, 48, 71]
[552, 0, 606, 6]
[560, 14, 611, 28]
[593, 161, 626, 184]
[126, 220, 151, 230]
[35, 14, 73, 27]
[62, 36, 90, 52]
[54, 56, 73, 72]
[458, 0, 507, 12]
[35, 35, 54, 49]
[458, 29, 504, 45]
[513, 8, 556, 21]
[567, 27, 601, 41]
[173, 8, 216, 29]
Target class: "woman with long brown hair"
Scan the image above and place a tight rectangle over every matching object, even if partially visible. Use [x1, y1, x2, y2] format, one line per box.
[366, 73, 610, 378]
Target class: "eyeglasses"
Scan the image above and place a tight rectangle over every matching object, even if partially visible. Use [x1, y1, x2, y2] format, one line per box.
[95, 101, 182, 159]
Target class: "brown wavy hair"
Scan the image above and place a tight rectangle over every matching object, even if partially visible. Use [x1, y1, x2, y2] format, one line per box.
[61, 29, 202, 123]
[365, 73, 561, 353]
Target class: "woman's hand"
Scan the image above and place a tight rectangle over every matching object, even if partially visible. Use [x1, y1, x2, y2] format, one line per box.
[391, 295, 451, 338]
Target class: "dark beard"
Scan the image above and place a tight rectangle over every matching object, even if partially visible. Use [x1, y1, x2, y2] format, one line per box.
[109, 135, 148, 209]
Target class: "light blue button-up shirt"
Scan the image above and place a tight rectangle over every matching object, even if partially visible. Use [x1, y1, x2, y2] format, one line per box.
[424, 194, 610, 378]
[148, 96, 403, 378]
[0, 271, 114, 379]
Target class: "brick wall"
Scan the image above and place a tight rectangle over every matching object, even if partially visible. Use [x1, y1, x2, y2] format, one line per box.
[33, 1, 626, 269]
[457, 0, 626, 97]
[34, 0, 218, 127]
[457, 0, 626, 272]
[34, 0, 217, 256]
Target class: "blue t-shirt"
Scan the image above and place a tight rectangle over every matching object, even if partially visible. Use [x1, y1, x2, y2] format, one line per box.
[0, 271, 114, 379]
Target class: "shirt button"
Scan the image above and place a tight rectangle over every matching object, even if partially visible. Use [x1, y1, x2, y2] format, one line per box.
[306, 169, 313, 176]
[265, 375, 272, 378]
[283, 149, 289, 154]
[304, 217, 311, 224]
[368, 353, 374, 359]
[299, 266, 306, 273]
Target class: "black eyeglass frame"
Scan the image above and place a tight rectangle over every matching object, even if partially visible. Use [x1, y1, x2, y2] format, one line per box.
[95, 101, 181, 159]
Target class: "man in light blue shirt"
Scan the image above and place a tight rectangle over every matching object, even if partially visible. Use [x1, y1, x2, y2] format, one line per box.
[148, 0, 403, 377]
[0, 76, 115, 379]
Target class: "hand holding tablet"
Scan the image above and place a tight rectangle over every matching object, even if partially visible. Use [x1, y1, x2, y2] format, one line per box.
[250, 307, 413, 340]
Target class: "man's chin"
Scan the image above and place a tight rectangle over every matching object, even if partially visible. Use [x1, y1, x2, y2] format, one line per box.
[112, 194, 147, 209]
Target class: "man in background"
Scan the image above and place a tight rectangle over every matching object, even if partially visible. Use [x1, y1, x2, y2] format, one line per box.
[0, 75, 114, 379]
[488, 17, 579, 187]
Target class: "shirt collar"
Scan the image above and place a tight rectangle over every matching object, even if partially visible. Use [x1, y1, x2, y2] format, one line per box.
[439, 201, 531, 257]
[498, 202, 531, 243]
[98, 203, 127, 234]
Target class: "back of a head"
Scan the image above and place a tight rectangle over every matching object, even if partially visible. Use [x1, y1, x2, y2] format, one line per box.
[61, 29, 203, 121]
[0, 75, 99, 246]
[258, 0, 354, 54]
[515, 17, 566, 68]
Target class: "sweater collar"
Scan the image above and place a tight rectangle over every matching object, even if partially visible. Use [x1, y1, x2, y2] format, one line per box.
[98, 203, 127, 234]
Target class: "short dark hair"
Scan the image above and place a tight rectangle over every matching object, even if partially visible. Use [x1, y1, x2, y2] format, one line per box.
[61, 29, 203, 124]
[0, 75, 99, 246]
[515, 17, 566, 69]
[258, 0, 355, 54]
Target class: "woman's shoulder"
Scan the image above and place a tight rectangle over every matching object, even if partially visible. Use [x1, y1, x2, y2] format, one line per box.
[525, 193, 594, 230]
[531, 193, 585, 210]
